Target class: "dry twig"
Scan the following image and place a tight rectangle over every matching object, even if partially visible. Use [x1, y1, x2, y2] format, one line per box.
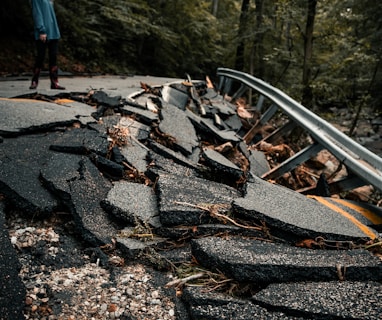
[165, 272, 205, 288]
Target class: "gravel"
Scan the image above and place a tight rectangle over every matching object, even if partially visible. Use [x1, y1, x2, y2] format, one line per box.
[5, 211, 176, 320]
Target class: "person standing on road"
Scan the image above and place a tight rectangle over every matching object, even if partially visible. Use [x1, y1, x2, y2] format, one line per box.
[29, 0, 65, 90]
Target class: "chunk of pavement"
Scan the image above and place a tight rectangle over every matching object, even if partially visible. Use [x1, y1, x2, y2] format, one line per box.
[157, 171, 241, 226]
[88, 114, 121, 136]
[191, 237, 382, 283]
[232, 177, 379, 241]
[49, 127, 109, 156]
[252, 281, 382, 320]
[182, 287, 302, 320]
[158, 102, 199, 156]
[200, 87, 220, 100]
[91, 90, 121, 108]
[248, 149, 270, 177]
[208, 98, 236, 116]
[147, 140, 201, 171]
[128, 93, 159, 112]
[0, 134, 59, 214]
[161, 84, 189, 110]
[89, 153, 125, 179]
[40, 153, 118, 245]
[146, 153, 200, 182]
[0, 203, 26, 320]
[117, 117, 151, 173]
[120, 104, 158, 124]
[202, 148, 243, 180]
[119, 117, 151, 141]
[101, 181, 161, 228]
[186, 109, 241, 143]
[0, 98, 94, 136]
[119, 140, 149, 173]
[224, 113, 244, 131]
[115, 227, 166, 259]
[53, 100, 96, 125]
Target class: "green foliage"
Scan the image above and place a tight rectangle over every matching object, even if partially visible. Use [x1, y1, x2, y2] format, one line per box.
[1, 0, 381, 112]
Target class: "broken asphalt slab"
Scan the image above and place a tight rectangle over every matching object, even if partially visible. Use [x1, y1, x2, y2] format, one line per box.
[0, 133, 61, 214]
[158, 101, 199, 156]
[182, 287, 304, 320]
[1, 75, 382, 319]
[252, 281, 382, 319]
[0, 98, 95, 135]
[40, 152, 118, 246]
[191, 237, 382, 283]
[156, 171, 240, 227]
[101, 181, 161, 228]
[233, 177, 379, 241]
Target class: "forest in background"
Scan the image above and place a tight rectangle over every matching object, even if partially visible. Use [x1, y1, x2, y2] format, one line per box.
[1, 0, 381, 116]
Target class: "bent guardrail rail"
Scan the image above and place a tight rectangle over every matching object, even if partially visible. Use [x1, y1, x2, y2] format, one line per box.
[217, 67, 382, 193]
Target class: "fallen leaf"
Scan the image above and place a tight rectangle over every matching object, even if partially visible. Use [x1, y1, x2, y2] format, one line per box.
[295, 239, 320, 248]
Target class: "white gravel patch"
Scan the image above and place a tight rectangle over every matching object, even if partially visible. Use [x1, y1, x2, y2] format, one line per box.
[7, 216, 176, 319]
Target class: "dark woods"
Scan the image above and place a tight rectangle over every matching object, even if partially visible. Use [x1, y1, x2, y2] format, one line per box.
[1, 0, 382, 114]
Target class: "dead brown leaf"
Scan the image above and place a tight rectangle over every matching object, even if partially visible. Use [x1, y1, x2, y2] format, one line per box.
[295, 238, 321, 249]
[107, 125, 130, 147]
[140, 82, 161, 95]
[265, 143, 295, 161]
[214, 142, 233, 153]
[205, 76, 214, 89]
[237, 105, 253, 120]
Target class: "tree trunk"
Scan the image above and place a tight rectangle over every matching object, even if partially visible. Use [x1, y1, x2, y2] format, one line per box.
[249, 0, 264, 78]
[211, 0, 219, 16]
[301, 0, 317, 109]
[349, 59, 381, 136]
[235, 0, 250, 71]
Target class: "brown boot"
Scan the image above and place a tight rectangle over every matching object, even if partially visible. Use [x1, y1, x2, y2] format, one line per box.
[29, 67, 41, 89]
[49, 66, 65, 90]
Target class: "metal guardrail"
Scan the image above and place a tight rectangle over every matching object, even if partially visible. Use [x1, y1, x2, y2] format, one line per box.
[217, 67, 382, 193]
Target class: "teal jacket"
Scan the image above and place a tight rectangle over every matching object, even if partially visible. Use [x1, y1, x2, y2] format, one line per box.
[31, 0, 61, 40]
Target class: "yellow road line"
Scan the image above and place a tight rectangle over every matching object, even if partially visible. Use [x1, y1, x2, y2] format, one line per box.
[54, 99, 75, 104]
[308, 196, 377, 239]
[0, 98, 40, 102]
[330, 198, 382, 225]
[0, 97, 74, 104]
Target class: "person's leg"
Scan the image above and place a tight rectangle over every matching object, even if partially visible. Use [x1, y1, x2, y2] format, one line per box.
[48, 40, 65, 90]
[29, 40, 46, 89]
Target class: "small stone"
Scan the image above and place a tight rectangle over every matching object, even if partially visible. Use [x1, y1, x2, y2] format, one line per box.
[108, 304, 118, 312]
[25, 296, 33, 305]
[151, 290, 159, 299]
[29, 294, 37, 300]
[150, 299, 161, 305]
[10, 236, 17, 245]
[63, 279, 73, 286]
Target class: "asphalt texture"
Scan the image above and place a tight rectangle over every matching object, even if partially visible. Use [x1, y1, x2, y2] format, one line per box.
[1, 74, 382, 319]
[0, 202, 25, 320]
